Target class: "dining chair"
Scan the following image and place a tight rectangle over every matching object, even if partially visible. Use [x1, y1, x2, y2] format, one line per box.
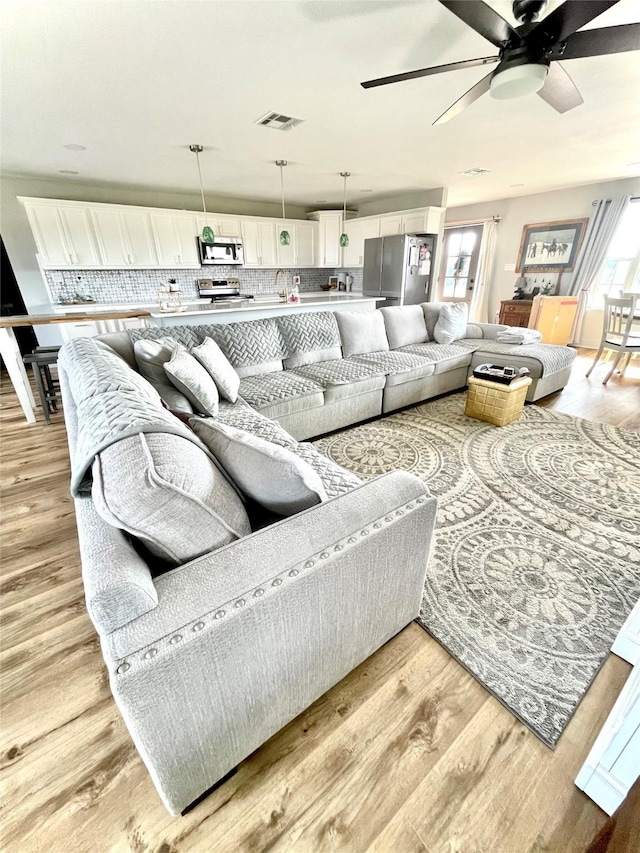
[586, 295, 640, 384]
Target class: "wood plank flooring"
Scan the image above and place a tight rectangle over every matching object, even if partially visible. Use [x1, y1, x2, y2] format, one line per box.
[1, 350, 637, 853]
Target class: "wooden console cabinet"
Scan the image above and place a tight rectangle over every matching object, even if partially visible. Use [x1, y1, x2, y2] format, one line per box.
[498, 300, 532, 328]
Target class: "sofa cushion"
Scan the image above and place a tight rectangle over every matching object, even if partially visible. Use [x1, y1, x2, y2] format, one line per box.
[433, 303, 469, 345]
[470, 341, 576, 380]
[238, 372, 324, 419]
[381, 305, 430, 349]
[164, 346, 220, 416]
[279, 312, 343, 369]
[215, 401, 298, 448]
[346, 351, 436, 386]
[133, 339, 194, 414]
[192, 337, 241, 403]
[397, 342, 479, 374]
[335, 311, 390, 357]
[291, 359, 386, 402]
[293, 443, 364, 498]
[208, 318, 286, 378]
[190, 419, 328, 516]
[91, 432, 251, 566]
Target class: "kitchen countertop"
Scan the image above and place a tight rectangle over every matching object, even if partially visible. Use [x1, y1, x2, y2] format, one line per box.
[149, 293, 382, 318]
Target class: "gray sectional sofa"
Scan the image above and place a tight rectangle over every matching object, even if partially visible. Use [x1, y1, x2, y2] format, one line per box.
[58, 302, 575, 814]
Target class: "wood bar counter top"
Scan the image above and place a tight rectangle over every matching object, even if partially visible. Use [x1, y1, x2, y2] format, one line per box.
[0, 308, 151, 327]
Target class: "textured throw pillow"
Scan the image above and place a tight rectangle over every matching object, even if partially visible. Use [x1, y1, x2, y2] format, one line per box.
[335, 311, 390, 357]
[164, 346, 220, 416]
[192, 337, 240, 403]
[133, 338, 194, 414]
[190, 418, 328, 516]
[92, 433, 251, 565]
[433, 303, 469, 345]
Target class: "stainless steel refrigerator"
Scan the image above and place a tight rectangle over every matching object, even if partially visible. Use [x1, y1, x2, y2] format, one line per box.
[363, 234, 436, 307]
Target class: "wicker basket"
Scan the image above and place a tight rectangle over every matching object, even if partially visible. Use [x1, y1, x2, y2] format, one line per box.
[465, 375, 532, 427]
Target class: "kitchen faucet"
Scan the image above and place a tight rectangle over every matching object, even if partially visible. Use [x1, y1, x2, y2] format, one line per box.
[275, 269, 288, 303]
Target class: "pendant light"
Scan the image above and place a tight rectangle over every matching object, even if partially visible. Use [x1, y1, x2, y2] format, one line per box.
[276, 160, 290, 245]
[339, 171, 350, 247]
[190, 144, 214, 244]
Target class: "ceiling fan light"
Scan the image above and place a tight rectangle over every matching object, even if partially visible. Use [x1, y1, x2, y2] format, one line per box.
[490, 64, 548, 100]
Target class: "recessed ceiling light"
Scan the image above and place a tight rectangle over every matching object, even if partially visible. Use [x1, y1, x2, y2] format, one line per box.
[63, 143, 86, 151]
[511, 183, 525, 187]
[315, 199, 328, 204]
[360, 189, 373, 193]
[59, 170, 78, 175]
[460, 167, 490, 177]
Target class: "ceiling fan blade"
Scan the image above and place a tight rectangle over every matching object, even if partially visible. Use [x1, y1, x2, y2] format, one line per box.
[361, 56, 499, 89]
[537, 62, 584, 113]
[433, 71, 493, 125]
[545, 23, 640, 60]
[438, 0, 519, 47]
[530, 1, 620, 45]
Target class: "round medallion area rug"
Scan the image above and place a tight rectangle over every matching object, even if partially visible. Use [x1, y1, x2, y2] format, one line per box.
[313, 394, 640, 747]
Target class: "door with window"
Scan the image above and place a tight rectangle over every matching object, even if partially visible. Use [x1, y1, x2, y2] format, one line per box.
[438, 225, 483, 304]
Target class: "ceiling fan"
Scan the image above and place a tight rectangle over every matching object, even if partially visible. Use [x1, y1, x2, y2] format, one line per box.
[361, 0, 640, 124]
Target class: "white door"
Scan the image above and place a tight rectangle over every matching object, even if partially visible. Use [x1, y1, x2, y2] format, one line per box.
[258, 221, 278, 266]
[276, 221, 297, 267]
[438, 224, 484, 304]
[120, 211, 157, 266]
[91, 209, 130, 266]
[241, 220, 261, 266]
[26, 205, 72, 267]
[295, 222, 316, 266]
[58, 207, 100, 266]
[379, 216, 402, 237]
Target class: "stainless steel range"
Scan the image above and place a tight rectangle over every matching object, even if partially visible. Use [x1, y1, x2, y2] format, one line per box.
[197, 279, 254, 304]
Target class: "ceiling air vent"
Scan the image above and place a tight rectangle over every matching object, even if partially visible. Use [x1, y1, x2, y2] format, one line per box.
[459, 167, 491, 177]
[255, 112, 304, 131]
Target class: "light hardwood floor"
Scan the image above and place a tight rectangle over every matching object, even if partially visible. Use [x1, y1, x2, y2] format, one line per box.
[1, 350, 637, 853]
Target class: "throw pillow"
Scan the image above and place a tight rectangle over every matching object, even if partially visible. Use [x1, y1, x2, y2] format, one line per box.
[92, 432, 251, 565]
[192, 337, 241, 403]
[335, 311, 390, 357]
[133, 338, 194, 414]
[190, 418, 328, 516]
[164, 346, 220, 416]
[433, 303, 469, 345]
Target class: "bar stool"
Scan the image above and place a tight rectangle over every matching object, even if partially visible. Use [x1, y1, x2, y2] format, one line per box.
[22, 347, 62, 424]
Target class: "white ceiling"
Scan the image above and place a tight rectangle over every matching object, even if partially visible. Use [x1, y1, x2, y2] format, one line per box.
[1, 0, 639, 209]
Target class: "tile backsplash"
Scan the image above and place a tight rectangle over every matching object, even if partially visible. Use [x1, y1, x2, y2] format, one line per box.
[45, 267, 363, 305]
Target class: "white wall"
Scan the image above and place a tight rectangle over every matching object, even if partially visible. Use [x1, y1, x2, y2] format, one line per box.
[357, 187, 448, 217]
[0, 174, 310, 337]
[446, 176, 640, 344]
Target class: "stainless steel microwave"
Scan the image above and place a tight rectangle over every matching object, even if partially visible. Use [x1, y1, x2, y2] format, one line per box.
[198, 236, 244, 265]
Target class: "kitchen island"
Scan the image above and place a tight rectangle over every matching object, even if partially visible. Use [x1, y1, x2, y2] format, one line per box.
[147, 292, 383, 327]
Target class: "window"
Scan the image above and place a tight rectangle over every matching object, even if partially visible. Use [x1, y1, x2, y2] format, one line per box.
[441, 226, 480, 299]
[590, 201, 640, 307]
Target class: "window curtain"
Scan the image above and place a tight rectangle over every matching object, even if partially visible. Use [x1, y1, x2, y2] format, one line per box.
[569, 195, 631, 344]
[469, 218, 498, 323]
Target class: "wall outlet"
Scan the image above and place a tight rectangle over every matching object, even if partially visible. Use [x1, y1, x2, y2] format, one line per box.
[50, 272, 64, 283]
[292, 275, 301, 286]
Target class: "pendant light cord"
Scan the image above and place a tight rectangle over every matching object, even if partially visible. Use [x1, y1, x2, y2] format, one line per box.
[280, 163, 286, 228]
[343, 174, 347, 229]
[195, 149, 208, 217]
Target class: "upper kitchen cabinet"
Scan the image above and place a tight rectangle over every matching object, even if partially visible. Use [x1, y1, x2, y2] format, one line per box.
[241, 219, 279, 267]
[91, 208, 157, 267]
[378, 215, 403, 237]
[195, 215, 242, 239]
[275, 221, 316, 267]
[149, 212, 200, 267]
[308, 211, 343, 267]
[342, 218, 380, 267]
[22, 201, 100, 268]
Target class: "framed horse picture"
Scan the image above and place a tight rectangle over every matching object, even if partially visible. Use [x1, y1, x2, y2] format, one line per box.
[516, 218, 588, 273]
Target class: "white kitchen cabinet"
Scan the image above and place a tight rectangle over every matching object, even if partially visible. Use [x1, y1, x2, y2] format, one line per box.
[343, 218, 380, 267]
[150, 213, 200, 268]
[24, 203, 100, 268]
[258, 222, 278, 266]
[241, 219, 280, 267]
[294, 221, 316, 266]
[402, 212, 429, 233]
[92, 208, 157, 267]
[240, 220, 261, 266]
[309, 211, 343, 267]
[276, 222, 297, 267]
[59, 320, 100, 342]
[196, 216, 242, 238]
[379, 215, 403, 236]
